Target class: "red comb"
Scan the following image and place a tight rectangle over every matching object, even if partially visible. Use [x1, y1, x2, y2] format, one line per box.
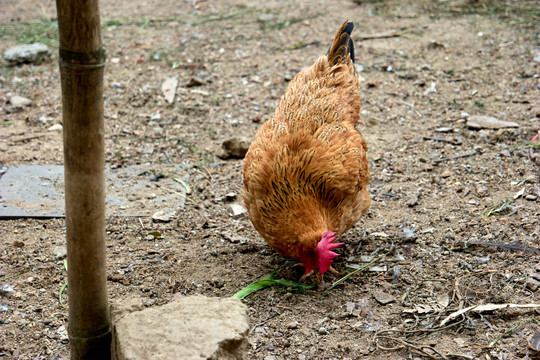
[316, 232, 343, 274]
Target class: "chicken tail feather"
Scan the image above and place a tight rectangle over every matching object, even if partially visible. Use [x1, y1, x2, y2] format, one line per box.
[327, 21, 355, 66]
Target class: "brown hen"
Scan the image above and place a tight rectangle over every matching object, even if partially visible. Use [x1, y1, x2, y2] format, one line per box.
[242, 21, 371, 281]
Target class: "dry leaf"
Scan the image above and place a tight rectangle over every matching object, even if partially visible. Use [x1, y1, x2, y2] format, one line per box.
[436, 293, 450, 308]
[151, 210, 177, 222]
[466, 116, 519, 129]
[513, 188, 525, 199]
[161, 76, 178, 104]
[529, 331, 540, 351]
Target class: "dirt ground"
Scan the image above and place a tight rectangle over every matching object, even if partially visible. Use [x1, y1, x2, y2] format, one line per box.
[1, 0, 539, 359]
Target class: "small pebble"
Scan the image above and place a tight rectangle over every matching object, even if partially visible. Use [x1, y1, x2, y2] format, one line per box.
[318, 327, 328, 335]
[476, 184, 489, 197]
[316, 317, 328, 325]
[48, 124, 63, 131]
[403, 228, 415, 239]
[477, 257, 490, 264]
[526, 278, 539, 292]
[441, 170, 452, 178]
[229, 204, 247, 218]
[287, 320, 299, 329]
[52, 245, 67, 259]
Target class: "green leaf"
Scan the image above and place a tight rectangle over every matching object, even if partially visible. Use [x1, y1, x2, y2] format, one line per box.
[232, 270, 314, 300]
[59, 282, 68, 307]
[289, 41, 304, 50]
[148, 231, 164, 239]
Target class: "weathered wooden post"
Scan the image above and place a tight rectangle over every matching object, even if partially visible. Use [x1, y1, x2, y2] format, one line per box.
[56, 0, 111, 358]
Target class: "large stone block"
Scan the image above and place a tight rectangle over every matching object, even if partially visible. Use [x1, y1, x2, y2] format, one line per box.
[112, 295, 249, 360]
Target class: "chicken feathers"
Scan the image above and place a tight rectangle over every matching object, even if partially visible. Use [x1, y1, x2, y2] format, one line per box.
[242, 21, 371, 279]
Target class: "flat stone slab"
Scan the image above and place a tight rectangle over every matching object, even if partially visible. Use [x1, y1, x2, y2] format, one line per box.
[3, 42, 51, 65]
[0, 164, 188, 218]
[111, 295, 249, 360]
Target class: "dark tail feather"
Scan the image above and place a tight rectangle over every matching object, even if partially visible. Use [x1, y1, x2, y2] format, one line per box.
[327, 21, 355, 66]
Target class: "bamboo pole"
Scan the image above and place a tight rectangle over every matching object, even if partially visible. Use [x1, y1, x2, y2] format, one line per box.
[56, 0, 111, 358]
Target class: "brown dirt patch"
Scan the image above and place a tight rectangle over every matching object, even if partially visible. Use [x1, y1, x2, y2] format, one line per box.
[1, 0, 539, 359]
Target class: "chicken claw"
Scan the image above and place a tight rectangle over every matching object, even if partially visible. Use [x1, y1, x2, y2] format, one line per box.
[300, 266, 339, 283]
[328, 266, 339, 275]
[300, 269, 315, 282]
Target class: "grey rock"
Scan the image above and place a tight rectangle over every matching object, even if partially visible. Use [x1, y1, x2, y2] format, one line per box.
[151, 210, 177, 222]
[112, 294, 249, 360]
[258, 13, 276, 22]
[254, 327, 266, 335]
[476, 184, 489, 197]
[57, 325, 68, 342]
[423, 81, 437, 96]
[47, 124, 63, 132]
[286, 320, 299, 329]
[9, 96, 31, 108]
[317, 327, 328, 335]
[52, 245, 67, 260]
[4, 43, 50, 65]
[403, 227, 415, 239]
[526, 278, 539, 292]
[373, 291, 396, 305]
[316, 317, 328, 325]
[229, 204, 247, 218]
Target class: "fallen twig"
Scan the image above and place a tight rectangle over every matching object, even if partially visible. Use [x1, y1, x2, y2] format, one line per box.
[452, 270, 498, 302]
[325, 254, 386, 292]
[423, 136, 462, 145]
[357, 30, 401, 41]
[10, 134, 47, 143]
[155, 183, 196, 203]
[374, 335, 449, 360]
[440, 303, 540, 326]
[433, 150, 477, 163]
[249, 312, 279, 335]
[468, 239, 540, 254]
